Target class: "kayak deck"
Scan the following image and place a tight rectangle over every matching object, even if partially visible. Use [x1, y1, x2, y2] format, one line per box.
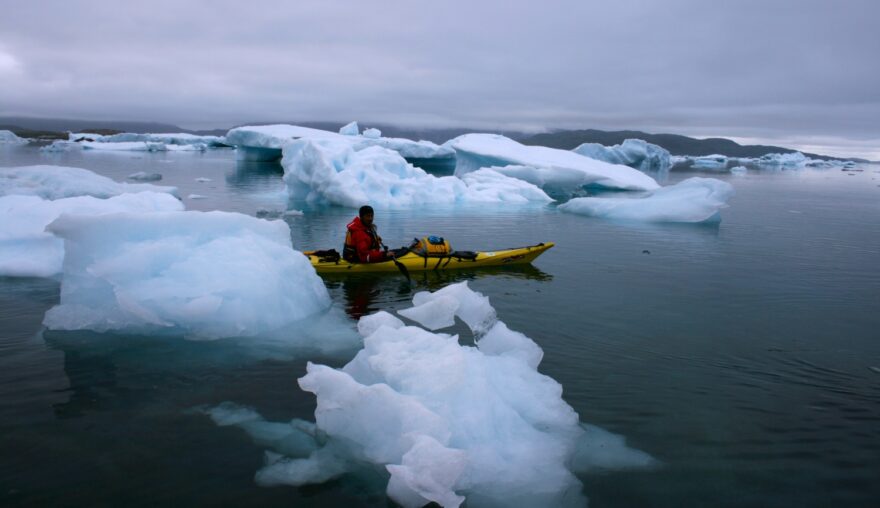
[305, 242, 554, 274]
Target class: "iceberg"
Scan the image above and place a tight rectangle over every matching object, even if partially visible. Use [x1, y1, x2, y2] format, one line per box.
[444, 134, 660, 192]
[683, 154, 729, 170]
[69, 132, 227, 147]
[0, 192, 184, 278]
[280, 139, 552, 208]
[754, 152, 809, 168]
[225, 124, 454, 162]
[573, 139, 672, 173]
[208, 282, 655, 507]
[0, 165, 178, 200]
[43, 211, 331, 339]
[558, 177, 733, 223]
[0, 129, 28, 145]
[339, 121, 359, 136]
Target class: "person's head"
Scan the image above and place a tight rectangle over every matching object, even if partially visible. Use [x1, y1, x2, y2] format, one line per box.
[358, 205, 374, 225]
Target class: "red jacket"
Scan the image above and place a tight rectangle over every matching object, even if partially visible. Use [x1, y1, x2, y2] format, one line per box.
[343, 216, 387, 263]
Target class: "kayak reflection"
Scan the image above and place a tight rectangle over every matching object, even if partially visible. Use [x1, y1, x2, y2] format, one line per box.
[321, 265, 553, 320]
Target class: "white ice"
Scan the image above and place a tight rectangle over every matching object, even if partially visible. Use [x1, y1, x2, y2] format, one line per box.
[558, 177, 734, 223]
[0, 130, 28, 144]
[39, 140, 82, 153]
[573, 139, 672, 173]
[0, 165, 178, 200]
[42, 211, 331, 339]
[363, 127, 382, 139]
[225, 123, 453, 160]
[339, 121, 360, 136]
[730, 166, 748, 175]
[69, 132, 227, 147]
[445, 134, 660, 192]
[0, 192, 183, 278]
[280, 139, 552, 208]
[681, 154, 729, 170]
[209, 282, 653, 507]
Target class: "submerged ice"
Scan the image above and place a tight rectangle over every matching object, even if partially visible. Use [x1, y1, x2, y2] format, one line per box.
[559, 177, 733, 223]
[206, 282, 655, 507]
[43, 211, 330, 339]
[281, 139, 552, 208]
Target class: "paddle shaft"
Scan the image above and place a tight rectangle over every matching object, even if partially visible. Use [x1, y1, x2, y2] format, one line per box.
[372, 225, 411, 282]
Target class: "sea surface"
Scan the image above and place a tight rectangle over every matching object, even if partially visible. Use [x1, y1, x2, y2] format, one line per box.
[1, 144, 879, 507]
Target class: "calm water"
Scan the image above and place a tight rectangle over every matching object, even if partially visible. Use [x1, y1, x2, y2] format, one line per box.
[1, 144, 879, 507]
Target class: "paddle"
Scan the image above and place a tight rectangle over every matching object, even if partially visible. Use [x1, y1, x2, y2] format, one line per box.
[373, 227, 411, 283]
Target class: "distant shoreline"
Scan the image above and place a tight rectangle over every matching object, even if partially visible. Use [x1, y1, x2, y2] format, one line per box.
[1, 115, 867, 162]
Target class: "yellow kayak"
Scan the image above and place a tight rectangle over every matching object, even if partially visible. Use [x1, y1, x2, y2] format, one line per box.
[304, 242, 554, 274]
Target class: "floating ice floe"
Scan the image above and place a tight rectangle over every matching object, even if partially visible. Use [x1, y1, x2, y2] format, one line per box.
[750, 152, 852, 169]
[730, 166, 748, 175]
[444, 134, 660, 192]
[674, 151, 855, 172]
[0, 192, 183, 278]
[69, 132, 227, 147]
[573, 139, 672, 173]
[80, 141, 206, 152]
[39, 140, 82, 153]
[0, 130, 29, 145]
[43, 211, 331, 339]
[686, 154, 729, 170]
[204, 282, 655, 507]
[0, 165, 178, 200]
[558, 177, 734, 223]
[127, 172, 163, 182]
[225, 123, 454, 162]
[43, 140, 206, 152]
[281, 139, 552, 208]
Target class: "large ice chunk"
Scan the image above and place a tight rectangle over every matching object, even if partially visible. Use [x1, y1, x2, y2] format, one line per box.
[0, 130, 28, 144]
[573, 139, 672, 173]
[42, 211, 331, 339]
[0, 192, 184, 278]
[445, 134, 660, 192]
[208, 282, 656, 506]
[0, 165, 178, 199]
[281, 139, 552, 208]
[558, 177, 733, 223]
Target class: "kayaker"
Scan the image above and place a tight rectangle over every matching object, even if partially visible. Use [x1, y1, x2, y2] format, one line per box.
[343, 205, 393, 263]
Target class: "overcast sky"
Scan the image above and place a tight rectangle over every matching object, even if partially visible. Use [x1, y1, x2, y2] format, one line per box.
[1, 0, 878, 158]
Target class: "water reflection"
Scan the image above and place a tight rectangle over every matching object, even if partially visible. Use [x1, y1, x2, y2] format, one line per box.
[322, 265, 553, 320]
[225, 159, 284, 190]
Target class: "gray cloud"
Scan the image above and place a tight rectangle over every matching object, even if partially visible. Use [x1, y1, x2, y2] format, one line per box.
[2, 0, 879, 157]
